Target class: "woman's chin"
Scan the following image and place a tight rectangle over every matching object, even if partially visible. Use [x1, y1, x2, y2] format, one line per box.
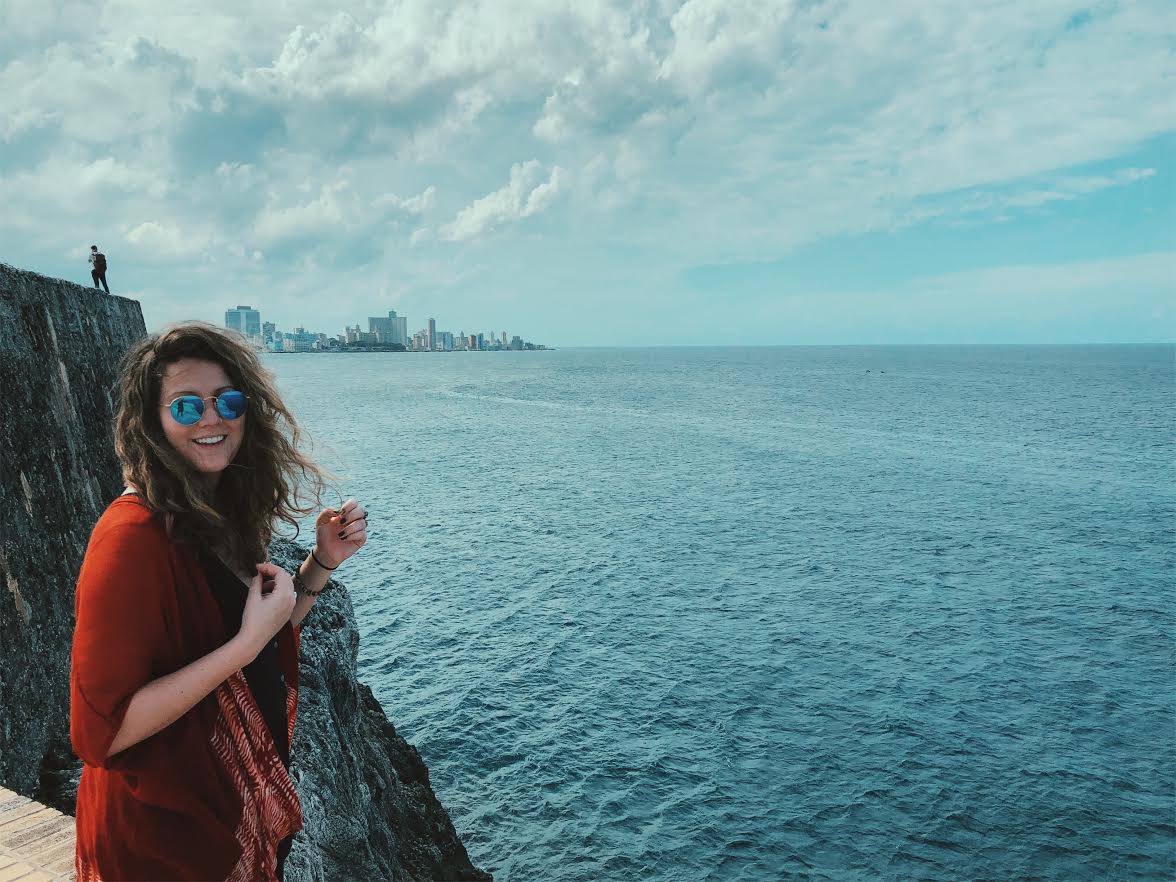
[185, 457, 232, 482]
[185, 442, 240, 476]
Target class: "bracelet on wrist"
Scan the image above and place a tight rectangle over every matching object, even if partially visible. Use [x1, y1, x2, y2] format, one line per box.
[295, 564, 330, 598]
[310, 548, 338, 571]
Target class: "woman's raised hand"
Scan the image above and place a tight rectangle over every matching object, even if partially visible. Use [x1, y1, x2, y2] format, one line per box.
[313, 498, 368, 569]
[237, 562, 297, 661]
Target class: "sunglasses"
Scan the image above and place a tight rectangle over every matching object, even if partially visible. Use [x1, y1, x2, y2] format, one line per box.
[162, 391, 248, 426]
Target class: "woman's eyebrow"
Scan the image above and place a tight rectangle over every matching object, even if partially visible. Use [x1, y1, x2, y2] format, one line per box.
[166, 385, 235, 397]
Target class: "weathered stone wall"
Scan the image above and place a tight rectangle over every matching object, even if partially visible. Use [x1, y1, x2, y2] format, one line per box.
[0, 263, 491, 881]
[0, 263, 146, 797]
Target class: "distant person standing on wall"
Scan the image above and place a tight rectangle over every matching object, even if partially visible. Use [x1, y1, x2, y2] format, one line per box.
[89, 245, 109, 293]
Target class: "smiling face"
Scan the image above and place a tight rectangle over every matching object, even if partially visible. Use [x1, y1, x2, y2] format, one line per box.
[158, 357, 246, 487]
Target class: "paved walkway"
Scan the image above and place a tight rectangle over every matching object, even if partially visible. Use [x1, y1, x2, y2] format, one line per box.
[0, 787, 74, 881]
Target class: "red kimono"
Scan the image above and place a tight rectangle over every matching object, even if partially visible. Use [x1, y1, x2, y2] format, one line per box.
[70, 495, 303, 881]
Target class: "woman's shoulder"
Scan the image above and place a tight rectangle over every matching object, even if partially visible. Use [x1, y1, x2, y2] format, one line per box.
[100, 492, 155, 523]
[77, 495, 181, 599]
[89, 494, 170, 550]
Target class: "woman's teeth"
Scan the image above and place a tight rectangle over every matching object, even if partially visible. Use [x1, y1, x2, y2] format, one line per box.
[194, 436, 226, 445]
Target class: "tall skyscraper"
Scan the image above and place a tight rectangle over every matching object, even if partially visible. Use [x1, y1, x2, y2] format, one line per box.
[500, 331, 508, 347]
[428, 318, 436, 351]
[368, 310, 408, 346]
[390, 311, 408, 347]
[225, 305, 261, 338]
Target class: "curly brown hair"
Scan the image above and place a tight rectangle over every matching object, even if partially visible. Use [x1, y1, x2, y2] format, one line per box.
[113, 321, 331, 570]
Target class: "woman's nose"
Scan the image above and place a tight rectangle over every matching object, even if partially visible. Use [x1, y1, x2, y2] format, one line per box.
[197, 399, 224, 426]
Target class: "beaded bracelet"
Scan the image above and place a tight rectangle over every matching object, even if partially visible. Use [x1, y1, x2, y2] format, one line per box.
[295, 548, 337, 598]
[296, 571, 329, 597]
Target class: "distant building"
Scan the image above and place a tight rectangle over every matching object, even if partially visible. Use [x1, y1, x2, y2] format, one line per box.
[225, 305, 261, 339]
[369, 310, 408, 347]
[501, 331, 508, 347]
[286, 327, 318, 352]
[468, 334, 478, 350]
[427, 318, 436, 351]
[439, 331, 454, 351]
[510, 335, 523, 351]
[262, 321, 276, 343]
[368, 315, 391, 341]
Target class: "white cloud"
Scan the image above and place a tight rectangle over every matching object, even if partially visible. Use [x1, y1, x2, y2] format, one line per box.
[0, 153, 173, 242]
[1003, 167, 1158, 208]
[659, 0, 799, 95]
[372, 185, 436, 215]
[439, 161, 567, 242]
[124, 221, 210, 259]
[253, 179, 352, 242]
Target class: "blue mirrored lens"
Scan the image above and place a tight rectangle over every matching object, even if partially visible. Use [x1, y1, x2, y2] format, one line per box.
[216, 391, 247, 420]
[170, 396, 205, 425]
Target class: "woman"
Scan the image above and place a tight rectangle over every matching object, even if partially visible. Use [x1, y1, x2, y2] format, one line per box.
[70, 322, 367, 881]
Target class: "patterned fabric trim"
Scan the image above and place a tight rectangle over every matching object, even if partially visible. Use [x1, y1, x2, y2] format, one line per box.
[76, 849, 99, 881]
[286, 682, 298, 747]
[213, 672, 304, 882]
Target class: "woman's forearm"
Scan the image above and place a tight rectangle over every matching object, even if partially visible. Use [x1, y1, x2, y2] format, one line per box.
[106, 635, 253, 759]
[290, 553, 332, 628]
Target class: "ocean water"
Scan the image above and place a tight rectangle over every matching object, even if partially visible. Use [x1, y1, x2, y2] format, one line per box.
[268, 345, 1175, 882]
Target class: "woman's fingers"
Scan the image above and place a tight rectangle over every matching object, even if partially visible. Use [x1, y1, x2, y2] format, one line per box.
[254, 562, 294, 593]
[315, 498, 370, 560]
[337, 498, 367, 537]
[338, 513, 367, 539]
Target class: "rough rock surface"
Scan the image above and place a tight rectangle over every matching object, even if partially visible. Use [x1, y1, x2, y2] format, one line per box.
[0, 262, 146, 799]
[0, 263, 491, 881]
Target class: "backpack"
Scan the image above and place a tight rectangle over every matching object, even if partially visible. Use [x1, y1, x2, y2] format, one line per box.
[94, 253, 107, 272]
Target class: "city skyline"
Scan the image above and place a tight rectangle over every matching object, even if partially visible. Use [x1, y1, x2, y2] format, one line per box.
[233, 304, 546, 352]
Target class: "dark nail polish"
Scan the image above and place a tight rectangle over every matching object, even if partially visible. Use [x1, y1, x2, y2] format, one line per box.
[338, 530, 345, 538]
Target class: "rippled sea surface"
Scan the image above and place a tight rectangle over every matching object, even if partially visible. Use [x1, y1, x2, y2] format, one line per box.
[269, 345, 1175, 882]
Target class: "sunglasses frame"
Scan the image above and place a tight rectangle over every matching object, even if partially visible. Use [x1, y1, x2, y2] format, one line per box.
[161, 391, 249, 425]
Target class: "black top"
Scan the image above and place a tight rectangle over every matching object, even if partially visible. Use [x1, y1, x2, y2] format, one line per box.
[200, 551, 290, 768]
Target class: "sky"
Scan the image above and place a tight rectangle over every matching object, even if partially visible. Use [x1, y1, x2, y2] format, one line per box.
[1, 1, 1173, 346]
